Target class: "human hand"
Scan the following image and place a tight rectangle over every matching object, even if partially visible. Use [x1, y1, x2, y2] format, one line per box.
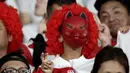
[98, 23, 112, 47]
[38, 19, 47, 33]
[119, 25, 130, 33]
[41, 53, 53, 73]
[93, 13, 112, 47]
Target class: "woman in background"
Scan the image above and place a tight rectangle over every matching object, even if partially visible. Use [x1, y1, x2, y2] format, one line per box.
[92, 46, 129, 73]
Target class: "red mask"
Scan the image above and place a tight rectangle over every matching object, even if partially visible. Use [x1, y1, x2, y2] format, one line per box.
[61, 11, 88, 49]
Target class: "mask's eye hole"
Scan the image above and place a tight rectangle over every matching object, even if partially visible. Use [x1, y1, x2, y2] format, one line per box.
[66, 24, 73, 28]
[80, 24, 87, 29]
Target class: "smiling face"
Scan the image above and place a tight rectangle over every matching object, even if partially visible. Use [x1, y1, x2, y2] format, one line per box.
[99, 1, 129, 38]
[61, 16, 88, 49]
[98, 60, 126, 73]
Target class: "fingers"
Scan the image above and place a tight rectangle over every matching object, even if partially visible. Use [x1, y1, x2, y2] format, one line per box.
[41, 58, 53, 73]
[92, 13, 110, 33]
[41, 53, 48, 62]
[98, 24, 104, 32]
[38, 19, 47, 33]
[42, 63, 50, 69]
[119, 25, 130, 33]
[98, 32, 103, 39]
[42, 60, 53, 69]
[41, 53, 53, 68]
[92, 13, 108, 33]
[98, 23, 107, 33]
[99, 23, 110, 33]
[98, 23, 112, 45]
[92, 14, 112, 46]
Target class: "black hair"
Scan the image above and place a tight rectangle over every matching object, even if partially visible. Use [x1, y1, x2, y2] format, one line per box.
[47, 0, 76, 19]
[94, 0, 130, 14]
[0, 52, 30, 69]
[92, 46, 129, 73]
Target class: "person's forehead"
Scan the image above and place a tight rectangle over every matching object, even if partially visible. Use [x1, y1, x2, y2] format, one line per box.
[100, 1, 126, 12]
[101, 1, 126, 9]
[2, 61, 27, 69]
[100, 60, 125, 72]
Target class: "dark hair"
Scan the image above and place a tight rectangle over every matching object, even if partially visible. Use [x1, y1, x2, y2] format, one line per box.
[92, 46, 129, 73]
[94, 0, 130, 14]
[47, 0, 76, 18]
[0, 52, 30, 69]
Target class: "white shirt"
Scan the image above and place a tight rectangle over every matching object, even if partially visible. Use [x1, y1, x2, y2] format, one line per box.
[76, 0, 97, 13]
[6, 0, 18, 9]
[116, 31, 130, 66]
[16, 0, 42, 23]
[18, 0, 43, 43]
[53, 55, 95, 73]
[22, 22, 39, 43]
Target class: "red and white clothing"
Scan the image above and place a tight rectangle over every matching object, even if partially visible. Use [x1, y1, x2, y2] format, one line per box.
[21, 42, 95, 73]
[21, 37, 100, 73]
[35, 55, 95, 73]
[20, 41, 35, 72]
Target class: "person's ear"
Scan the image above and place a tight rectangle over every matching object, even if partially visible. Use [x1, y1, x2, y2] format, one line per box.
[8, 35, 13, 42]
[58, 35, 63, 43]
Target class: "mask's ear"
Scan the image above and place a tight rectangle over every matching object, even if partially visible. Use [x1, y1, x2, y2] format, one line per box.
[80, 12, 87, 20]
[65, 11, 73, 19]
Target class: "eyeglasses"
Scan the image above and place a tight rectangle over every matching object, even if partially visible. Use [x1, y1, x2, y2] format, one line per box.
[1, 67, 30, 73]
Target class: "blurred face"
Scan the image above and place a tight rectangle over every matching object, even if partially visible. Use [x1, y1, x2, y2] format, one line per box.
[99, 1, 129, 38]
[0, 20, 9, 50]
[52, 4, 62, 12]
[48, 4, 62, 20]
[35, 0, 48, 16]
[0, 61, 29, 73]
[98, 60, 125, 73]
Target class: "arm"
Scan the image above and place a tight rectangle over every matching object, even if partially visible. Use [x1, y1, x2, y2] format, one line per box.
[98, 23, 112, 47]
[40, 54, 54, 73]
[93, 13, 112, 47]
[16, 0, 32, 24]
[35, 0, 48, 16]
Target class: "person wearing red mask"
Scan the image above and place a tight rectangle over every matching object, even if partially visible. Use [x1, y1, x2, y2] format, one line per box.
[33, 4, 106, 73]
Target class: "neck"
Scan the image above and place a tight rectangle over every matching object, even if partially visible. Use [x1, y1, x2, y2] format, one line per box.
[112, 37, 117, 41]
[112, 33, 117, 41]
[0, 48, 7, 58]
[61, 42, 82, 61]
